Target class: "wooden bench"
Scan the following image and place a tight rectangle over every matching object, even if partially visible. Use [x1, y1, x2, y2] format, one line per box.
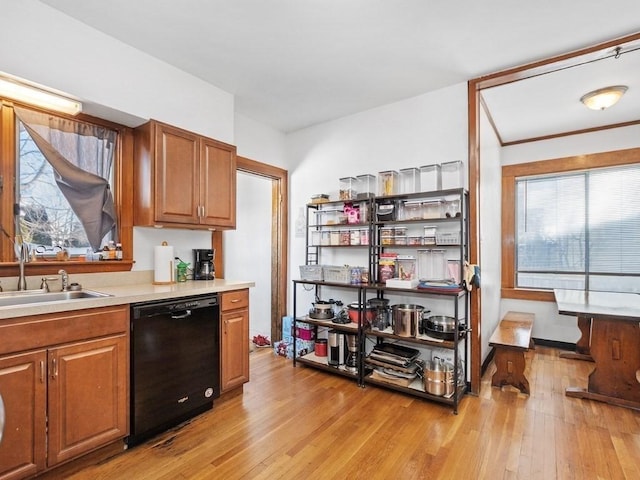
[489, 311, 535, 394]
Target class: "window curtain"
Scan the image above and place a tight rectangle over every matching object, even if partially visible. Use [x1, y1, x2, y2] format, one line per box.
[14, 107, 117, 251]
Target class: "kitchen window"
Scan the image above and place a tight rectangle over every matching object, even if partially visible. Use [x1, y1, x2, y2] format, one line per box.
[0, 100, 134, 274]
[501, 147, 640, 301]
[16, 107, 117, 256]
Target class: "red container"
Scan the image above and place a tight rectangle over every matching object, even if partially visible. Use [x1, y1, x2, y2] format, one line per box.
[347, 303, 376, 325]
[315, 339, 328, 357]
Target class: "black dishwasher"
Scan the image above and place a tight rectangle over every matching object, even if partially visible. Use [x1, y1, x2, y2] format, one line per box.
[128, 294, 220, 447]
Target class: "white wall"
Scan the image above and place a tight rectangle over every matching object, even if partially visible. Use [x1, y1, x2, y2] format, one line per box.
[224, 172, 273, 339]
[497, 124, 640, 343]
[235, 113, 289, 169]
[1, 1, 284, 278]
[1, 1, 234, 142]
[286, 83, 469, 311]
[478, 105, 502, 362]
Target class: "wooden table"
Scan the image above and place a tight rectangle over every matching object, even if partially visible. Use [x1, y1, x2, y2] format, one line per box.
[554, 289, 640, 410]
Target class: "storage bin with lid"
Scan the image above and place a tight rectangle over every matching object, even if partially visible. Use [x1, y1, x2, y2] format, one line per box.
[378, 170, 399, 196]
[443, 195, 461, 218]
[399, 167, 420, 194]
[402, 200, 423, 220]
[420, 164, 441, 192]
[441, 160, 465, 189]
[356, 174, 376, 199]
[422, 200, 443, 219]
[417, 249, 448, 280]
[339, 177, 358, 200]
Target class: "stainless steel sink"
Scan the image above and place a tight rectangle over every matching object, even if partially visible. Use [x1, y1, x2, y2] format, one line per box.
[0, 289, 112, 307]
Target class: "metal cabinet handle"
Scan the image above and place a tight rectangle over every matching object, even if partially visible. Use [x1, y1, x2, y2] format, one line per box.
[0, 392, 5, 445]
[231, 299, 240, 303]
[40, 360, 45, 383]
[51, 357, 58, 380]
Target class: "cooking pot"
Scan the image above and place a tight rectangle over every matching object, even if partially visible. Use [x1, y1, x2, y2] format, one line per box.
[423, 315, 463, 340]
[423, 357, 454, 396]
[367, 298, 390, 330]
[309, 300, 335, 319]
[347, 303, 376, 325]
[391, 304, 424, 337]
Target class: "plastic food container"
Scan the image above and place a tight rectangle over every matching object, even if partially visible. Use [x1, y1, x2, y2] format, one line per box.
[422, 200, 443, 219]
[378, 170, 399, 196]
[399, 167, 420, 194]
[356, 174, 376, 199]
[441, 160, 465, 189]
[380, 227, 395, 238]
[339, 177, 358, 200]
[420, 164, 442, 192]
[330, 230, 340, 246]
[403, 201, 423, 220]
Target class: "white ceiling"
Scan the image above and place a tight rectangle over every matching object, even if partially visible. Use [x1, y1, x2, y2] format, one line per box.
[41, 0, 640, 137]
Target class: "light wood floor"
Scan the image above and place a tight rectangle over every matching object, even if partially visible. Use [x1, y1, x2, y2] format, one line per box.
[51, 345, 640, 480]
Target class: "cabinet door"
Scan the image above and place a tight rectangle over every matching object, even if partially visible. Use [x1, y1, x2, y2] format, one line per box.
[200, 137, 236, 228]
[154, 123, 200, 224]
[220, 309, 249, 392]
[47, 334, 128, 467]
[0, 350, 46, 480]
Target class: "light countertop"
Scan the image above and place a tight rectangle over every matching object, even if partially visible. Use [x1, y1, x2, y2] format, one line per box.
[0, 276, 254, 320]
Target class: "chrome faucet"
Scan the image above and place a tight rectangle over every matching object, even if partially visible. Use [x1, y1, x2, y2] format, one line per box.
[17, 244, 29, 291]
[58, 269, 69, 292]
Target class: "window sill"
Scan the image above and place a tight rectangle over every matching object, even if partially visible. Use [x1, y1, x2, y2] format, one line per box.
[501, 287, 555, 302]
[0, 260, 134, 278]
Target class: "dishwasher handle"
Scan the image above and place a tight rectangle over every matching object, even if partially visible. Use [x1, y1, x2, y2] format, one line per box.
[171, 310, 192, 319]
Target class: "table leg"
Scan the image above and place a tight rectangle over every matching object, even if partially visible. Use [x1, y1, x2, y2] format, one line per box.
[565, 318, 640, 410]
[559, 316, 594, 362]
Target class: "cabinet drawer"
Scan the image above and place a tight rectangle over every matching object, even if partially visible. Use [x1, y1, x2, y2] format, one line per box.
[0, 305, 129, 356]
[221, 289, 249, 311]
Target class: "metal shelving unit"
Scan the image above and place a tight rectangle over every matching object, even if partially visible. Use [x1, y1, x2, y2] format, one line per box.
[292, 189, 471, 413]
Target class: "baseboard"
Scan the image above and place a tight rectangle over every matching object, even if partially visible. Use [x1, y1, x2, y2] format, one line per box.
[481, 338, 576, 376]
[531, 337, 576, 351]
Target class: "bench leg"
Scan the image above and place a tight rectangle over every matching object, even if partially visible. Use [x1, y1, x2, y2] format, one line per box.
[491, 348, 530, 394]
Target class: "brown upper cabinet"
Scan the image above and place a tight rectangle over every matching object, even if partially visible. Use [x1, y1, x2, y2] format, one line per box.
[133, 120, 237, 229]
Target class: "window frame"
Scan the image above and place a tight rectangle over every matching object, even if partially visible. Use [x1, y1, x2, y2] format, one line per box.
[0, 99, 134, 277]
[501, 147, 640, 301]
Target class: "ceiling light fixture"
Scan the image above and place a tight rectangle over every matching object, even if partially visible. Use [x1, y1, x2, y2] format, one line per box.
[580, 85, 628, 111]
[0, 74, 82, 115]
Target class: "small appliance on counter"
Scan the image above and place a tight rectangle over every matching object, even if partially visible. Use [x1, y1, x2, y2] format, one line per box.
[193, 249, 215, 280]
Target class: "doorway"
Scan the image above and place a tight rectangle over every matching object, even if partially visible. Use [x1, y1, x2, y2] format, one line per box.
[218, 156, 288, 345]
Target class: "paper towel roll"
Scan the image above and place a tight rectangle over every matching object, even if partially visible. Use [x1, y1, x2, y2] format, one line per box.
[153, 242, 175, 284]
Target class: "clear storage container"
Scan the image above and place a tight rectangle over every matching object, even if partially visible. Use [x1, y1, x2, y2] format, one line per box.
[443, 196, 461, 218]
[441, 160, 465, 189]
[417, 249, 448, 280]
[420, 164, 442, 192]
[356, 174, 376, 199]
[422, 200, 443, 219]
[339, 177, 358, 200]
[403, 200, 423, 220]
[396, 256, 417, 280]
[378, 170, 399, 196]
[399, 167, 420, 194]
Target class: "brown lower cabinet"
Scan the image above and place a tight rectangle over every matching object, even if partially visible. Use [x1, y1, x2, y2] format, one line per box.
[0, 306, 129, 480]
[220, 290, 250, 393]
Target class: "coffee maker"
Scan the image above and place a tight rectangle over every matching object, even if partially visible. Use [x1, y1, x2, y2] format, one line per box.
[193, 249, 215, 280]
